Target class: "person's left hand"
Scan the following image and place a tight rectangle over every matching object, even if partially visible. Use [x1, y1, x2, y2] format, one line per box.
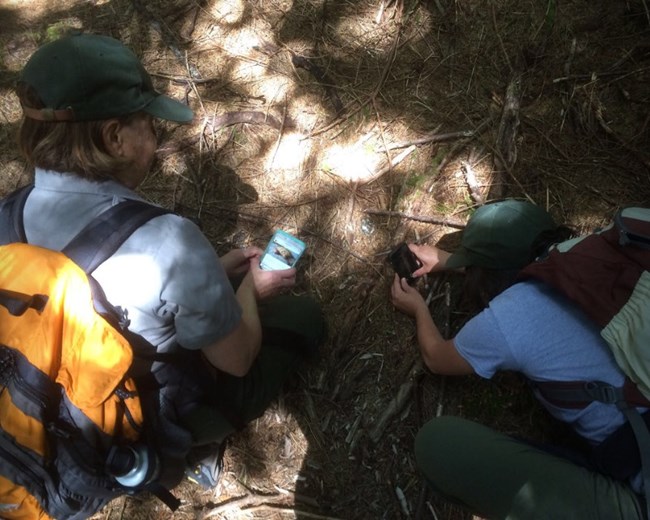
[390, 274, 427, 318]
[220, 246, 263, 278]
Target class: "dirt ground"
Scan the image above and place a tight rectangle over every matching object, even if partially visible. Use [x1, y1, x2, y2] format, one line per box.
[1, 0, 649, 519]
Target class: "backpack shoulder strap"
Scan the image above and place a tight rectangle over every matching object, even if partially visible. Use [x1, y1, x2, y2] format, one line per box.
[62, 200, 171, 273]
[0, 185, 34, 245]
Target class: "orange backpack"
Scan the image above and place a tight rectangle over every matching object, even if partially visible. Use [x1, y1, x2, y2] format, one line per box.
[0, 186, 199, 519]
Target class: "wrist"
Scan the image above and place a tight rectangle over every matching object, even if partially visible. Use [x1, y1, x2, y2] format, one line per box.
[237, 273, 258, 300]
[437, 250, 452, 270]
[413, 302, 431, 321]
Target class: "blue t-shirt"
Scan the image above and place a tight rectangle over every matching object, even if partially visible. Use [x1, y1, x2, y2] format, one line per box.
[455, 280, 633, 444]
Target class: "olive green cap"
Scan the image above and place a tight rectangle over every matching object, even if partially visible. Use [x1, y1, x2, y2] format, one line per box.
[20, 33, 194, 123]
[446, 200, 556, 270]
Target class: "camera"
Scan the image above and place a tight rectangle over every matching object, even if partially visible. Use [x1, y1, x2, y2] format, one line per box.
[387, 243, 422, 285]
[260, 230, 306, 271]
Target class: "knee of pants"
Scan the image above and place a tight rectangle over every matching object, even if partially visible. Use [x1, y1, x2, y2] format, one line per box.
[415, 416, 456, 459]
[414, 416, 479, 488]
[260, 295, 327, 350]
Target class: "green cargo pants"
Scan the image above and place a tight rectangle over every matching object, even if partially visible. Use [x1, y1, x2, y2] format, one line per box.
[415, 416, 644, 520]
[181, 294, 325, 445]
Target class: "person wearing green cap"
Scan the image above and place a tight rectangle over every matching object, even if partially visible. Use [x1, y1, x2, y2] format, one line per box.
[390, 200, 645, 519]
[9, 33, 325, 488]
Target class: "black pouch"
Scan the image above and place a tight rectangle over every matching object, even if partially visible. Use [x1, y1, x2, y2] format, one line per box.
[590, 412, 650, 481]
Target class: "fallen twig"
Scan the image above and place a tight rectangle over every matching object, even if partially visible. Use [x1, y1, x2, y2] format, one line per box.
[267, 100, 289, 171]
[364, 209, 466, 229]
[201, 492, 337, 520]
[460, 160, 484, 206]
[490, 73, 525, 200]
[369, 361, 424, 443]
[494, 74, 522, 173]
[367, 145, 417, 184]
[382, 129, 475, 151]
[396, 485, 411, 517]
[553, 67, 650, 84]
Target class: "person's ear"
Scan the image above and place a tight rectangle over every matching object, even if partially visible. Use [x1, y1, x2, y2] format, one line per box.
[101, 119, 125, 158]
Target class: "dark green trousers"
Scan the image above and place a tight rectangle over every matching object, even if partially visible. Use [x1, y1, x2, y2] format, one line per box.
[181, 294, 325, 445]
[415, 416, 644, 520]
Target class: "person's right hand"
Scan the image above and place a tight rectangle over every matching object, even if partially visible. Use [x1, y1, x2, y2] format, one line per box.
[244, 254, 296, 300]
[220, 246, 263, 279]
[408, 244, 452, 277]
[390, 274, 427, 318]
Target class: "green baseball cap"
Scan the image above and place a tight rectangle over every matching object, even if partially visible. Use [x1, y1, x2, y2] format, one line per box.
[19, 33, 194, 123]
[446, 200, 556, 270]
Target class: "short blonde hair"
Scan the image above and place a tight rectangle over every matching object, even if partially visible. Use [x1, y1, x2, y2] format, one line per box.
[16, 83, 136, 181]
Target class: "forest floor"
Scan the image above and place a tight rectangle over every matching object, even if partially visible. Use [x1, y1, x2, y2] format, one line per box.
[1, 0, 649, 518]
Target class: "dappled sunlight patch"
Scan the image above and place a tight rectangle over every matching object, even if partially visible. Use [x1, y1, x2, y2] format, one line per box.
[290, 92, 333, 131]
[209, 0, 246, 25]
[329, 11, 396, 55]
[211, 28, 298, 102]
[256, 74, 295, 106]
[326, 4, 434, 58]
[322, 139, 384, 184]
[264, 132, 313, 182]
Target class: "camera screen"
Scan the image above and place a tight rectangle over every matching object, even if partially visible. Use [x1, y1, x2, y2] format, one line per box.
[260, 230, 306, 271]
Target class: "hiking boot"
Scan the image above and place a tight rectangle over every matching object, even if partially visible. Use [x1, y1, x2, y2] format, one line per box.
[185, 443, 225, 489]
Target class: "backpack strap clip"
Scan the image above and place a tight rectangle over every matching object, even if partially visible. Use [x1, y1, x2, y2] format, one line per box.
[584, 381, 625, 405]
[615, 209, 650, 250]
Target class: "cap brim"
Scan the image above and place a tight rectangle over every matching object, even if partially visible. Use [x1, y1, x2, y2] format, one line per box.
[144, 94, 194, 123]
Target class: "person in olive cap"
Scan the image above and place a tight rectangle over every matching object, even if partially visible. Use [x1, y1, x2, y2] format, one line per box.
[390, 200, 646, 519]
[11, 33, 325, 487]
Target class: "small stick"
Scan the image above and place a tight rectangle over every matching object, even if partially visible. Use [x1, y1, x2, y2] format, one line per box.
[363, 145, 417, 185]
[345, 415, 363, 444]
[236, 505, 345, 520]
[495, 74, 522, 172]
[369, 361, 423, 443]
[381, 129, 474, 151]
[364, 209, 466, 229]
[267, 99, 289, 171]
[396, 486, 411, 517]
[375, 0, 386, 24]
[460, 161, 484, 205]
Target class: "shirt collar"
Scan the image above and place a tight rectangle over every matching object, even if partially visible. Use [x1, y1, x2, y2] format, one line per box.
[34, 168, 146, 201]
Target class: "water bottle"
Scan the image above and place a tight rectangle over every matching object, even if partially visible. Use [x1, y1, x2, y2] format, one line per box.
[106, 444, 159, 487]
